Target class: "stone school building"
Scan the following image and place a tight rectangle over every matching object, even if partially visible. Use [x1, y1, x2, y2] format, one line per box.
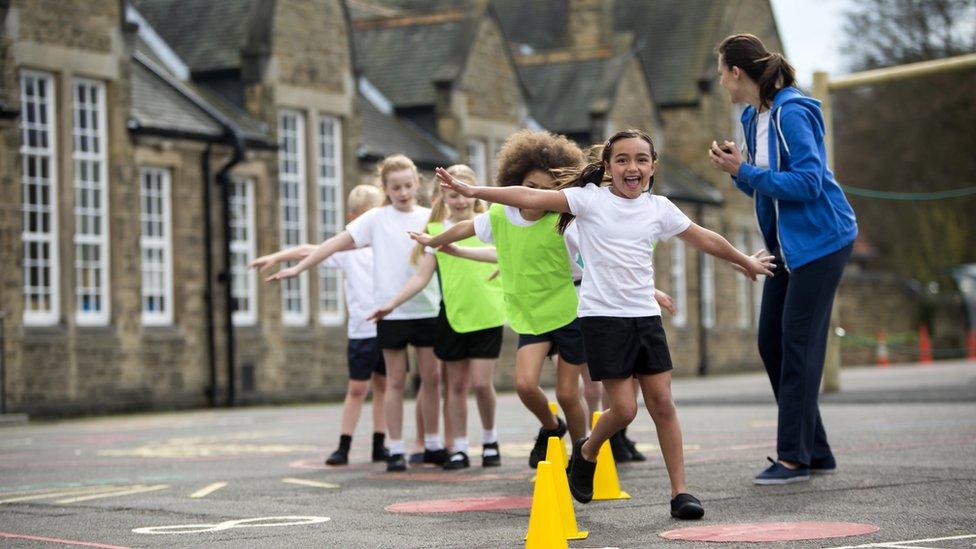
[1, 0, 790, 416]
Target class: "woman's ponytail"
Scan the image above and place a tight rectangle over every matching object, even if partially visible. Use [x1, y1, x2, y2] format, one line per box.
[717, 34, 796, 109]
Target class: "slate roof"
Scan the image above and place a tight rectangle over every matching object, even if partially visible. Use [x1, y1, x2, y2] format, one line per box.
[517, 52, 629, 135]
[353, 13, 481, 107]
[131, 0, 261, 73]
[656, 155, 723, 205]
[357, 93, 456, 167]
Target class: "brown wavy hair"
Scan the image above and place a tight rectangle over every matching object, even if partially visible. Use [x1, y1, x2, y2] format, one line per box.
[495, 130, 586, 188]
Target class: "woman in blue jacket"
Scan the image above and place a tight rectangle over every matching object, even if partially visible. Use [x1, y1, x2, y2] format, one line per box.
[709, 34, 858, 485]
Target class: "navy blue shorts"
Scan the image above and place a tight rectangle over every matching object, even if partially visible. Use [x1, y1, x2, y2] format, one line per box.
[517, 318, 587, 365]
[347, 337, 386, 381]
[376, 317, 437, 350]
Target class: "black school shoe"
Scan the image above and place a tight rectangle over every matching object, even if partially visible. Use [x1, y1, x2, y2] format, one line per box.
[423, 448, 449, 466]
[325, 447, 348, 466]
[624, 434, 647, 462]
[567, 437, 596, 504]
[372, 445, 389, 462]
[386, 453, 407, 472]
[529, 417, 567, 469]
[443, 451, 470, 470]
[609, 430, 632, 463]
[670, 493, 705, 520]
[482, 442, 501, 467]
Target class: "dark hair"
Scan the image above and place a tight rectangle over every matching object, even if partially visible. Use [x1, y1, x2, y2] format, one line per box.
[495, 130, 586, 187]
[555, 129, 658, 234]
[716, 33, 795, 109]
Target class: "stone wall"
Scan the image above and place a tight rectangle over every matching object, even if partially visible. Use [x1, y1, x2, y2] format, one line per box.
[460, 18, 521, 126]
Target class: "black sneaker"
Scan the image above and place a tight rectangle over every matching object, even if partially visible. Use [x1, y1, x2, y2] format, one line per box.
[670, 493, 705, 520]
[442, 451, 470, 470]
[624, 435, 646, 462]
[609, 430, 632, 463]
[481, 442, 501, 467]
[529, 417, 567, 469]
[372, 445, 389, 462]
[386, 453, 407, 472]
[423, 448, 449, 466]
[325, 447, 348, 466]
[567, 437, 596, 504]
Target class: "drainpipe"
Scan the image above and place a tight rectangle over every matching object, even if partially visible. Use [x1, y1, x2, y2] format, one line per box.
[202, 144, 217, 407]
[696, 203, 709, 376]
[217, 134, 245, 407]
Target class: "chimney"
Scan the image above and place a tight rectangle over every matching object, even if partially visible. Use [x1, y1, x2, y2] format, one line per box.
[568, 0, 613, 50]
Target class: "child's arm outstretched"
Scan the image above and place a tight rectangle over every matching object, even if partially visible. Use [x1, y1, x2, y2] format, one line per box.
[408, 218, 477, 249]
[250, 244, 318, 273]
[436, 167, 570, 213]
[265, 231, 356, 281]
[436, 243, 498, 264]
[654, 289, 676, 315]
[366, 254, 437, 322]
[677, 224, 775, 280]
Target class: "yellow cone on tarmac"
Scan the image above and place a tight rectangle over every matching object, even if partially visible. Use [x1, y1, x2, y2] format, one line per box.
[590, 411, 631, 501]
[525, 461, 568, 549]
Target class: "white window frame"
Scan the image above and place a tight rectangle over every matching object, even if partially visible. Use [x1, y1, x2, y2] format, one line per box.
[751, 231, 765, 326]
[20, 70, 60, 326]
[229, 178, 257, 326]
[278, 109, 309, 326]
[139, 167, 173, 326]
[670, 239, 687, 327]
[315, 114, 345, 326]
[72, 78, 110, 326]
[701, 252, 716, 329]
[735, 229, 751, 329]
[466, 138, 487, 185]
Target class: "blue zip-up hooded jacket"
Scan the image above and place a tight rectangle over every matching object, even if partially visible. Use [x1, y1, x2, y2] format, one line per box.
[734, 86, 857, 270]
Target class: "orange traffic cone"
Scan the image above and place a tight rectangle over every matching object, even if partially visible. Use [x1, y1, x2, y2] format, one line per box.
[524, 461, 568, 549]
[966, 329, 976, 361]
[919, 325, 933, 364]
[590, 411, 631, 501]
[875, 330, 890, 367]
[548, 402, 569, 465]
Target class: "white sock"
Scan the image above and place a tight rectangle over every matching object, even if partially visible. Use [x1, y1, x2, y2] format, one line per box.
[452, 437, 469, 454]
[482, 428, 498, 445]
[388, 439, 405, 456]
[424, 434, 443, 451]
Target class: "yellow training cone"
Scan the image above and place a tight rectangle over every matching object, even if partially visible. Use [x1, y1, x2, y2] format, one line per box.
[546, 437, 588, 540]
[590, 411, 631, 501]
[525, 461, 568, 549]
[548, 401, 569, 465]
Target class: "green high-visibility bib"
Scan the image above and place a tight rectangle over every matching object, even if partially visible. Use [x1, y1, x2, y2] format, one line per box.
[487, 203, 578, 335]
[428, 221, 505, 333]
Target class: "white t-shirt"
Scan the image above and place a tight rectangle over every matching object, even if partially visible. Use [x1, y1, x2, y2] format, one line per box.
[563, 221, 584, 283]
[563, 185, 691, 317]
[472, 206, 577, 276]
[346, 205, 440, 320]
[755, 110, 771, 168]
[323, 248, 375, 339]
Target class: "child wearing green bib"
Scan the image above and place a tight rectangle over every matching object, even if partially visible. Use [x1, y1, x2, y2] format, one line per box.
[435, 129, 775, 520]
[411, 131, 590, 469]
[370, 165, 505, 470]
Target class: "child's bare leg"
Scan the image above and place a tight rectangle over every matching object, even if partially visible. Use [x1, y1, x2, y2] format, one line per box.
[514, 343, 558, 429]
[441, 362, 454, 446]
[382, 349, 408, 442]
[444, 360, 471, 447]
[638, 371, 687, 497]
[581, 378, 638, 461]
[579, 362, 603, 421]
[555, 360, 587, 441]
[371, 374, 387, 434]
[340, 379, 369, 435]
[469, 358, 497, 431]
[413, 381, 425, 453]
[415, 346, 441, 439]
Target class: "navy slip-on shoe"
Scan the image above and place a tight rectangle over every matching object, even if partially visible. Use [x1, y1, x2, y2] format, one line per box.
[754, 457, 810, 485]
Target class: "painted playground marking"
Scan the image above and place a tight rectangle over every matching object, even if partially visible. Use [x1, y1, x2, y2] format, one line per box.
[823, 533, 976, 548]
[189, 482, 227, 498]
[0, 484, 169, 505]
[55, 484, 168, 504]
[281, 477, 339, 489]
[0, 531, 129, 549]
[386, 496, 533, 513]
[660, 522, 880, 543]
[132, 516, 331, 535]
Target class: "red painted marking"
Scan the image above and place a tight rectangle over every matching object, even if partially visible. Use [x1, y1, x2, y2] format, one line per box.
[660, 522, 879, 542]
[386, 496, 533, 513]
[0, 531, 130, 548]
